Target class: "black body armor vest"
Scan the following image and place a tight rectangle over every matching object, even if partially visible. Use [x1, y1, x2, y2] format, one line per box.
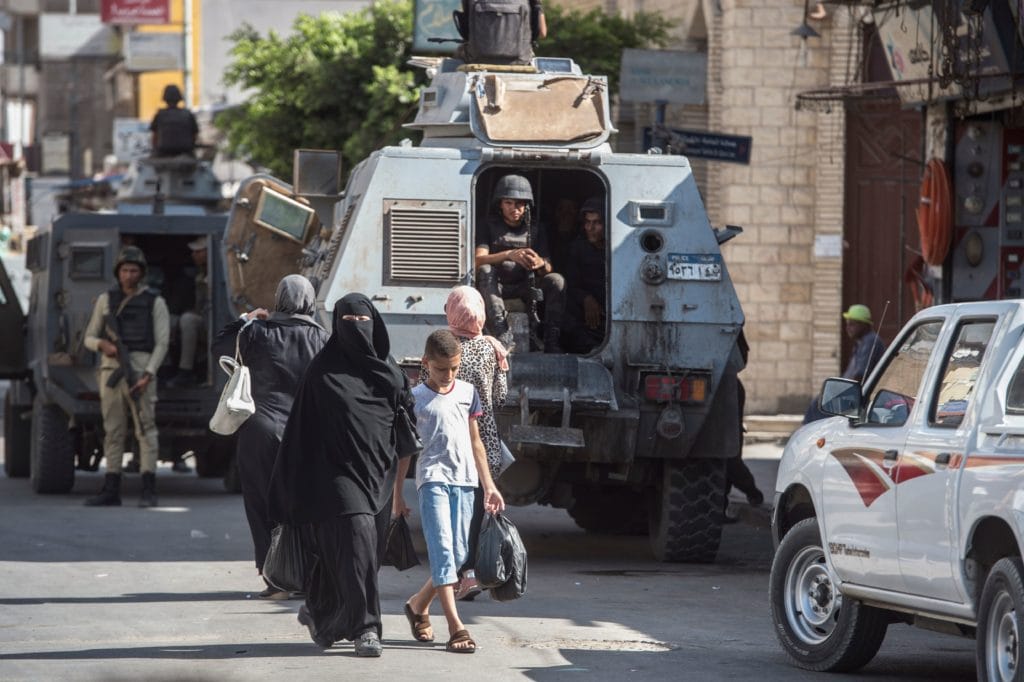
[107, 287, 157, 353]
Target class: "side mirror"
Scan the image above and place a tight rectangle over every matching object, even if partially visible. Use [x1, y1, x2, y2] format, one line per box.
[293, 149, 341, 197]
[293, 149, 342, 232]
[820, 377, 862, 418]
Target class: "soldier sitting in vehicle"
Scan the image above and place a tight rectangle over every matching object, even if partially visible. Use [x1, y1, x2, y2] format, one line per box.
[149, 84, 199, 157]
[167, 238, 208, 387]
[475, 173, 565, 353]
[82, 246, 170, 507]
[561, 196, 606, 354]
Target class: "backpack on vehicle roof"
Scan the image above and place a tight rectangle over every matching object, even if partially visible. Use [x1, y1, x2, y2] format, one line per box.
[460, 0, 534, 65]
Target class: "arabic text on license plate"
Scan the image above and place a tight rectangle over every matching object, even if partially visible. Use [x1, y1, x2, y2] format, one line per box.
[667, 254, 722, 281]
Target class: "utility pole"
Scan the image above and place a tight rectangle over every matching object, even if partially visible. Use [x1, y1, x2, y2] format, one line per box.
[183, 0, 193, 107]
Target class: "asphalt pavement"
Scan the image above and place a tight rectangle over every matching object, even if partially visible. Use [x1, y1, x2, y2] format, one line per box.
[0, 427, 979, 682]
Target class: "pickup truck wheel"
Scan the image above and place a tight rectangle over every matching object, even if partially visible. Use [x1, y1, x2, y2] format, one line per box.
[648, 458, 725, 563]
[29, 398, 75, 494]
[3, 391, 31, 477]
[977, 556, 1024, 682]
[769, 518, 887, 672]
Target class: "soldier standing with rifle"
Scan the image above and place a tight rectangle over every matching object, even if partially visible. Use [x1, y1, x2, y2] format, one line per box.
[82, 246, 170, 507]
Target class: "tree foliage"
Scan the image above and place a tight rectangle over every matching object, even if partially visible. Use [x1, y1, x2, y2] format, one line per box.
[218, 0, 424, 178]
[217, 1, 673, 177]
[536, 7, 674, 93]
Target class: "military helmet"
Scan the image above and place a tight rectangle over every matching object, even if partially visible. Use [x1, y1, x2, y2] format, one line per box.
[114, 246, 147, 276]
[492, 174, 533, 205]
[162, 84, 183, 105]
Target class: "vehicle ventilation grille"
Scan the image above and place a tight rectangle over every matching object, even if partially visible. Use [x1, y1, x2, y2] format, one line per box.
[385, 200, 465, 285]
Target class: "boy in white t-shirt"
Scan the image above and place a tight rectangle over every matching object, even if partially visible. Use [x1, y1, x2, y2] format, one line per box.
[393, 329, 505, 653]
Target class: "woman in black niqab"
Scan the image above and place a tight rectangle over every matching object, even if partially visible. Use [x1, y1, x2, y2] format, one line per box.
[268, 292, 409, 650]
[212, 274, 328, 596]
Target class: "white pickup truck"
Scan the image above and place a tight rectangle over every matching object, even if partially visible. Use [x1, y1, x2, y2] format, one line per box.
[770, 301, 1024, 680]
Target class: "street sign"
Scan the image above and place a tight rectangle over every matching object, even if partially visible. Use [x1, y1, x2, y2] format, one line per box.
[619, 49, 706, 105]
[643, 127, 752, 165]
[102, 0, 169, 25]
[124, 32, 183, 71]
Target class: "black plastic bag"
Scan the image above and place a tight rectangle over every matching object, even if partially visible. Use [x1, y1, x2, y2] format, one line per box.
[382, 515, 420, 571]
[263, 524, 309, 593]
[475, 512, 527, 601]
[394, 404, 423, 458]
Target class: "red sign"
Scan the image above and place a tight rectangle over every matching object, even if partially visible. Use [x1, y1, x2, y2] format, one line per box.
[102, 0, 169, 25]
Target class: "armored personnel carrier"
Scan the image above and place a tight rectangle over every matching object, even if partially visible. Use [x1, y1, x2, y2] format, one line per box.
[223, 56, 745, 562]
[0, 156, 239, 493]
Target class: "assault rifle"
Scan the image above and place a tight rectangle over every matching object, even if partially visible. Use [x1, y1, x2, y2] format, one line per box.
[103, 312, 147, 432]
[523, 210, 544, 348]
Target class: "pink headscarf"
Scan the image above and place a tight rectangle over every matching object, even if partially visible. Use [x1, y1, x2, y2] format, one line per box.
[445, 286, 510, 371]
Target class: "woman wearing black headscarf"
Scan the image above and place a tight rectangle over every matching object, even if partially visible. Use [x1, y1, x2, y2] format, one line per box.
[213, 274, 329, 598]
[267, 293, 411, 657]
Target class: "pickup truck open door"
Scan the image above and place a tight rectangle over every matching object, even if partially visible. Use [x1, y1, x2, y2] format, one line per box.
[898, 314, 999, 603]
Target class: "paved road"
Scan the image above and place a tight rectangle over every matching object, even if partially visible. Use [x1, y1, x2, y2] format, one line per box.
[0, 441, 975, 681]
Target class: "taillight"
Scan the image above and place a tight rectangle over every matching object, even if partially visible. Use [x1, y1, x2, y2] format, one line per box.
[643, 374, 708, 403]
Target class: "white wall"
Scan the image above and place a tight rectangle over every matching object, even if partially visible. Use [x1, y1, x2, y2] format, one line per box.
[199, 0, 369, 107]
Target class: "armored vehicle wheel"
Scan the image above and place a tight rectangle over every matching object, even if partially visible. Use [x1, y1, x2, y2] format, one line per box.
[977, 556, 1024, 682]
[3, 392, 31, 477]
[769, 518, 888, 672]
[568, 488, 647, 535]
[29, 398, 75, 493]
[649, 458, 725, 562]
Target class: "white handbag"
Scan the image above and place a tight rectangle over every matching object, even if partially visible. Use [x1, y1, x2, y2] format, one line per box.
[209, 326, 256, 435]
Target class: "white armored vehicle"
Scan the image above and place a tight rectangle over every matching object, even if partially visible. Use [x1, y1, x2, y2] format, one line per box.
[224, 56, 745, 562]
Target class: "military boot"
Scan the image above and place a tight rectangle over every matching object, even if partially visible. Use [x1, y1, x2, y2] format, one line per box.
[139, 472, 158, 508]
[84, 473, 122, 507]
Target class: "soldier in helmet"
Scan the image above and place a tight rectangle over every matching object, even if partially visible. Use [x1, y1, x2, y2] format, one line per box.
[474, 173, 565, 353]
[149, 84, 199, 157]
[82, 246, 170, 507]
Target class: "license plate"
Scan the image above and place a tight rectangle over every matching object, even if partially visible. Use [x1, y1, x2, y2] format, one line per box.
[666, 253, 723, 281]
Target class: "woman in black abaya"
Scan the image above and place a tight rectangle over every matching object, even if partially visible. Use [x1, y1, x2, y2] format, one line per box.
[268, 293, 410, 657]
[212, 275, 328, 598]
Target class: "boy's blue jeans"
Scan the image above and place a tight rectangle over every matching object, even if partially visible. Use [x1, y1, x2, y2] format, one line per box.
[418, 482, 477, 587]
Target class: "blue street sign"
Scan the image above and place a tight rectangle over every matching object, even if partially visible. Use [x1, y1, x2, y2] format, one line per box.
[643, 127, 752, 165]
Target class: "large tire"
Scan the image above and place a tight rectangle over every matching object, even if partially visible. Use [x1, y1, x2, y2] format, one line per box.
[29, 398, 75, 493]
[977, 556, 1024, 682]
[4, 391, 31, 478]
[568, 487, 647, 535]
[769, 518, 888, 672]
[648, 458, 725, 562]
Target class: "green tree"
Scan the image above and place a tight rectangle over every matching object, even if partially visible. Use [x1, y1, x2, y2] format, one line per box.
[218, 0, 424, 178]
[218, 1, 672, 176]
[537, 7, 674, 94]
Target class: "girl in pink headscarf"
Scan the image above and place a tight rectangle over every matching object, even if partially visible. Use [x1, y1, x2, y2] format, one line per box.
[408, 285, 509, 600]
